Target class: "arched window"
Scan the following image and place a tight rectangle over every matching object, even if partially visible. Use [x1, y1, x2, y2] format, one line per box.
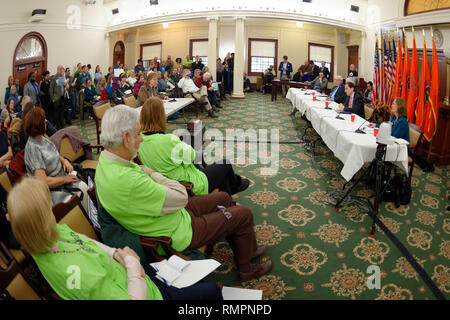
[113, 41, 125, 67]
[404, 0, 450, 16]
[13, 32, 48, 91]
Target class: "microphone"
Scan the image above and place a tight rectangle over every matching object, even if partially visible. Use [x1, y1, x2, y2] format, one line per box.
[355, 119, 368, 134]
[334, 110, 345, 120]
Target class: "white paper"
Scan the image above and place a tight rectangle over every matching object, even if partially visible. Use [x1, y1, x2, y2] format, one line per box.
[114, 68, 124, 77]
[168, 255, 190, 272]
[222, 287, 263, 300]
[171, 259, 220, 289]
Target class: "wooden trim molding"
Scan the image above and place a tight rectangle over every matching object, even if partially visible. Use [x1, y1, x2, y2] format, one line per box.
[189, 38, 208, 60]
[139, 41, 163, 60]
[13, 32, 47, 75]
[308, 42, 335, 81]
[247, 38, 278, 77]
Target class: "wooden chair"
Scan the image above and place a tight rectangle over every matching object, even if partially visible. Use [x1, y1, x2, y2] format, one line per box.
[408, 124, 424, 184]
[364, 104, 375, 120]
[52, 195, 99, 241]
[59, 137, 103, 171]
[123, 94, 138, 108]
[79, 88, 93, 121]
[91, 101, 111, 145]
[0, 241, 41, 300]
[0, 171, 12, 193]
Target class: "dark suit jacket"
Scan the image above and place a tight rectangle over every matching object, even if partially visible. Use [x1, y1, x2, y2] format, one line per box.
[330, 84, 346, 104]
[319, 67, 330, 80]
[310, 65, 320, 81]
[343, 91, 365, 119]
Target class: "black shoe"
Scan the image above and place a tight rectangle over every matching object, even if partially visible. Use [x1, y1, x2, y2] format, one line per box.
[207, 110, 218, 118]
[290, 110, 297, 116]
[235, 178, 250, 193]
[215, 104, 223, 109]
[212, 106, 220, 113]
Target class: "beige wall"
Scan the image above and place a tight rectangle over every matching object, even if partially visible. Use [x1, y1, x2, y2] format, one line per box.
[112, 19, 362, 87]
[0, 0, 108, 105]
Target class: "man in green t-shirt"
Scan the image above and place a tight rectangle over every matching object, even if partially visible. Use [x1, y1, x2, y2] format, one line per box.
[95, 105, 273, 282]
[182, 55, 193, 70]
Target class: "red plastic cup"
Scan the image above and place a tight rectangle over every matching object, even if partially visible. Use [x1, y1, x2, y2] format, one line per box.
[374, 128, 379, 137]
[351, 114, 355, 122]
[312, 91, 315, 96]
[313, 96, 316, 101]
[325, 101, 329, 108]
[304, 86, 307, 90]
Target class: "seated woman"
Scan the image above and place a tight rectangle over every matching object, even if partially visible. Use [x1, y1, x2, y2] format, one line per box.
[8, 86, 20, 112]
[0, 115, 13, 170]
[133, 74, 145, 98]
[95, 77, 106, 97]
[364, 81, 373, 104]
[23, 107, 88, 211]
[157, 71, 174, 94]
[369, 97, 410, 142]
[100, 75, 116, 102]
[6, 178, 223, 300]
[139, 97, 249, 196]
[117, 73, 131, 97]
[83, 78, 99, 105]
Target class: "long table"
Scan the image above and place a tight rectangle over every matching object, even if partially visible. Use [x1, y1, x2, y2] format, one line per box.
[136, 98, 195, 118]
[271, 80, 311, 101]
[286, 88, 409, 181]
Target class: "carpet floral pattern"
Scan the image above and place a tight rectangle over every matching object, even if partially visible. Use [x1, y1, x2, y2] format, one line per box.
[75, 92, 450, 300]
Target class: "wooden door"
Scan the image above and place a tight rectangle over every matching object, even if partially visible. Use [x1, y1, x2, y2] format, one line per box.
[113, 41, 125, 66]
[13, 32, 47, 92]
[347, 45, 359, 72]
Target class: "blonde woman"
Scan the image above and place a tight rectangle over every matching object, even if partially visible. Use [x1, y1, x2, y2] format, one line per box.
[6, 178, 222, 300]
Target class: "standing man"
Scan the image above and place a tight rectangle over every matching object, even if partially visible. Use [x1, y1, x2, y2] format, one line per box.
[49, 65, 68, 129]
[23, 72, 40, 106]
[227, 53, 234, 94]
[135, 59, 145, 74]
[65, 67, 78, 121]
[319, 61, 330, 80]
[278, 56, 293, 96]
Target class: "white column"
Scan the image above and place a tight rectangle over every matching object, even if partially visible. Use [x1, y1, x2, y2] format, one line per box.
[232, 17, 245, 99]
[207, 17, 218, 81]
[359, 31, 366, 80]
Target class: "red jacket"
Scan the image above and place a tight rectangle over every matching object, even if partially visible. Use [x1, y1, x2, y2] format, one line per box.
[194, 76, 211, 89]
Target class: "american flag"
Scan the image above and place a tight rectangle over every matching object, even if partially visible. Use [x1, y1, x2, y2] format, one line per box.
[386, 39, 395, 106]
[383, 38, 390, 104]
[389, 38, 396, 106]
[373, 37, 380, 104]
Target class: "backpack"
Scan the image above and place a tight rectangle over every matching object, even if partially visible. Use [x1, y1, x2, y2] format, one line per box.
[382, 168, 412, 207]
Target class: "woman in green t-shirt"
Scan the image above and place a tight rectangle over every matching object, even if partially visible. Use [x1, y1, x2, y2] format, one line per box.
[6, 178, 222, 300]
[138, 97, 249, 196]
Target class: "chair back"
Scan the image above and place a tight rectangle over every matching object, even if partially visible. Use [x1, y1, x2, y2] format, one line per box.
[52, 196, 99, 241]
[409, 123, 423, 149]
[364, 105, 374, 120]
[93, 101, 111, 121]
[0, 242, 41, 300]
[123, 95, 138, 108]
[0, 171, 12, 193]
[59, 137, 85, 163]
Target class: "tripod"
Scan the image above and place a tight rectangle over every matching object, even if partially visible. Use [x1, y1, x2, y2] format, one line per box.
[334, 143, 387, 236]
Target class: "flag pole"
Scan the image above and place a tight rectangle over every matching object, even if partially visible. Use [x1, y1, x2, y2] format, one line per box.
[427, 26, 434, 162]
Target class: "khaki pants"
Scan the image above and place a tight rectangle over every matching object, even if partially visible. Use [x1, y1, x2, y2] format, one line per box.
[186, 86, 211, 111]
[281, 74, 290, 96]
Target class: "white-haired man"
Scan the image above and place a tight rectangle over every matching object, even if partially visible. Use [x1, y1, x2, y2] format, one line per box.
[95, 105, 273, 282]
[177, 70, 218, 118]
[194, 72, 222, 111]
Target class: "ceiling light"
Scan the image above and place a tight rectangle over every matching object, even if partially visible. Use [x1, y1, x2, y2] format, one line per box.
[296, 22, 303, 28]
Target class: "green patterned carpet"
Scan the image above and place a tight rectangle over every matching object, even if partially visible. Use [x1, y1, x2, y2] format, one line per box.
[74, 93, 450, 300]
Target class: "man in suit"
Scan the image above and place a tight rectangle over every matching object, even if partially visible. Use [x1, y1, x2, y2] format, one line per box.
[278, 56, 293, 96]
[310, 72, 328, 92]
[319, 61, 330, 80]
[339, 81, 364, 119]
[327, 75, 346, 104]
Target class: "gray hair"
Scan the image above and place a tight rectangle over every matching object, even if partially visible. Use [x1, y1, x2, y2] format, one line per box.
[203, 72, 211, 79]
[100, 105, 140, 149]
[194, 69, 201, 74]
[335, 75, 343, 81]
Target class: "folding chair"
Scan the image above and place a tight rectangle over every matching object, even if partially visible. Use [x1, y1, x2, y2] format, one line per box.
[59, 137, 103, 171]
[123, 94, 138, 108]
[364, 104, 375, 120]
[408, 124, 424, 184]
[91, 101, 111, 145]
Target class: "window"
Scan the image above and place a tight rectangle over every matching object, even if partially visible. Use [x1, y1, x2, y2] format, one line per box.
[248, 39, 278, 76]
[190, 39, 208, 67]
[308, 43, 334, 80]
[140, 42, 162, 69]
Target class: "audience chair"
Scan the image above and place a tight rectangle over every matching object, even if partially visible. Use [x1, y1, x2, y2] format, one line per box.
[0, 171, 12, 193]
[52, 195, 99, 242]
[123, 94, 138, 108]
[91, 101, 111, 145]
[79, 89, 93, 121]
[408, 124, 424, 184]
[59, 137, 103, 171]
[364, 104, 375, 120]
[0, 241, 41, 300]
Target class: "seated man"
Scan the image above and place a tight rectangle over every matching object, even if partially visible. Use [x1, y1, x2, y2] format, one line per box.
[95, 105, 273, 282]
[310, 71, 328, 92]
[243, 73, 253, 92]
[327, 75, 346, 104]
[194, 72, 222, 111]
[338, 81, 365, 119]
[178, 70, 218, 118]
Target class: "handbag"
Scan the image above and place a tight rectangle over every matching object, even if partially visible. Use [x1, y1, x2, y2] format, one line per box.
[382, 167, 411, 207]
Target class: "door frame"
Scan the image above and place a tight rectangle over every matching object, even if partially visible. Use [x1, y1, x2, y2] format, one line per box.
[347, 45, 359, 72]
[113, 40, 125, 66]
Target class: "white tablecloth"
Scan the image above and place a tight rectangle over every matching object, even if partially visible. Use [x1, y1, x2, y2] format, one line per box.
[287, 88, 409, 181]
[136, 98, 195, 118]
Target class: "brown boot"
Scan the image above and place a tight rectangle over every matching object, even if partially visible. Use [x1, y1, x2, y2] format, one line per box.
[238, 260, 273, 282]
[208, 110, 218, 118]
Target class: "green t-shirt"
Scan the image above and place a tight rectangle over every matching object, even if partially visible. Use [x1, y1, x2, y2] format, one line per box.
[183, 60, 193, 67]
[95, 153, 193, 252]
[139, 133, 208, 195]
[32, 224, 163, 300]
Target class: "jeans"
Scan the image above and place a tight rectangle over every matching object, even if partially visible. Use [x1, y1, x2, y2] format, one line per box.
[69, 94, 77, 119]
[207, 90, 218, 107]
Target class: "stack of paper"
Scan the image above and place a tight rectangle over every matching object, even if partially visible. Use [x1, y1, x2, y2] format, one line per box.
[150, 256, 221, 289]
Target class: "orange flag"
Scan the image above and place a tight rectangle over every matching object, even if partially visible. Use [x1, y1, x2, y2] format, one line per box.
[400, 36, 410, 102]
[423, 36, 440, 141]
[407, 35, 418, 122]
[394, 36, 402, 98]
[415, 39, 430, 129]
